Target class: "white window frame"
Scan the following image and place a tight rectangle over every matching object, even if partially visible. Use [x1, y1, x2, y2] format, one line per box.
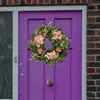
[0, 5, 87, 100]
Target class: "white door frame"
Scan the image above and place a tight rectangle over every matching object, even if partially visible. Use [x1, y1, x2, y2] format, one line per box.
[0, 5, 87, 100]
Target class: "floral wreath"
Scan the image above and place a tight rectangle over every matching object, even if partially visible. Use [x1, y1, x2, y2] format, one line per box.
[29, 22, 70, 66]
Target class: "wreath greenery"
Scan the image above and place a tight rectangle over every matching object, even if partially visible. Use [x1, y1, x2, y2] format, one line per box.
[29, 22, 70, 66]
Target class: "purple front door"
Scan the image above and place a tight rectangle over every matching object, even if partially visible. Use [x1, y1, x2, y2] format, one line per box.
[19, 11, 82, 100]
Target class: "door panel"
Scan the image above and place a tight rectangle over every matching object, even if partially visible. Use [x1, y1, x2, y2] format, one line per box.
[19, 11, 82, 100]
[55, 18, 72, 38]
[28, 19, 46, 40]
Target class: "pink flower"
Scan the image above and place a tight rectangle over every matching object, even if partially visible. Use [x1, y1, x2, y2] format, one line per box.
[52, 31, 62, 40]
[34, 35, 44, 47]
[42, 33, 46, 38]
[56, 47, 61, 52]
[38, 48, 43, 54]
[45, 51, 56, 60]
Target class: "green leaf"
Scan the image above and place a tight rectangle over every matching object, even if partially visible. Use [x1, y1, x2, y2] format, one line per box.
[54, 53, 59, 60]
[48, 61, 54, 66]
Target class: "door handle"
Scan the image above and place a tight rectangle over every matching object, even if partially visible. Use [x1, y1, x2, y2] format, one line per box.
[47, 80, 53, 87]
[20, 73, 24, 77]
[14, 56, 17, 63]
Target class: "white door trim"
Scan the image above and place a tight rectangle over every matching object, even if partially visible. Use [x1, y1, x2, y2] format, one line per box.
[82, 9, 87, 100]
[0, 5, 87, 100]
[0, 5, 87, 11]
[12, 11, 18, 100]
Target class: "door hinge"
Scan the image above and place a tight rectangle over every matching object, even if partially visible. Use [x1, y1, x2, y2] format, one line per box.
[14, 56, 17, 63]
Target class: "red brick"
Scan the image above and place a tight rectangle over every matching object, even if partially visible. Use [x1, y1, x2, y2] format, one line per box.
[88, 17, 96, 23]
[51, 0, 56, 4]
[96, 68, 100, 73]
[87, 30, 95, 35]
[14, 0, 20, 5]
[87, 56, 95, 61]
[97, 4, 100, 9]
[63, 0, 70, 4]
[96, 17, 100, 22]
[88, 5, 96, 10]
[88, 11, 100, 16]
[96, 30, 100, 35]
[37, 0, 40, 3]
[87, 68, 95, 73]
[7, 0, 13, 5]
[75, 0, 80, 3]
[96, 43, 100, 48]
[0, 1, 2, 5]
[87, 43, 95, 48]
[2, 0, 89, 5]
[87, 37, 100, 42]
[31, 0, 37, 4]
[88, 0, 100, 4]
[39, 0, 43, 4]
[87, 81, 95, 85]
[87, 50, 100, 54]
[82, 0, 87, 3]
[57, 0, 62, 4]
[88, 24, 100, 29]
[69, 0, 74, 3]
[26, 0, 31, 4]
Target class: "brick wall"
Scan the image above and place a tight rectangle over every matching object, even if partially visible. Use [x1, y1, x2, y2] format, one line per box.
[87, 0, 100, 100]
[0, 0, 100, 100]
[0, 0, 87, 5]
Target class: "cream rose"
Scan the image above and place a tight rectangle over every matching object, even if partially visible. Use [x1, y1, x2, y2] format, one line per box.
[52, 31, 62, 40]
[34, 35, 44, 47]
[45, 51, 56, 60]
